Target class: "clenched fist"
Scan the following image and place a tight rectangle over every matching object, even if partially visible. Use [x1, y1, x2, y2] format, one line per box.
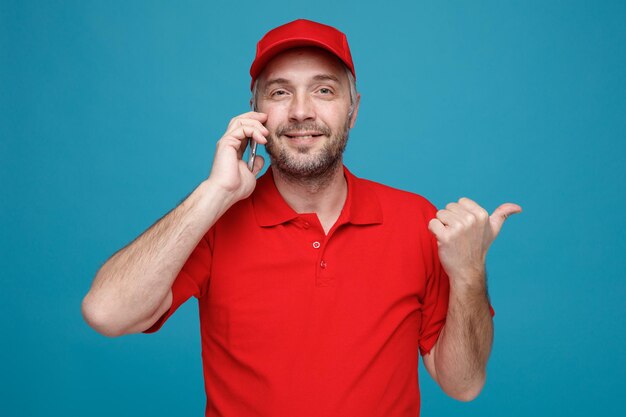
[428, 197, 522, 286]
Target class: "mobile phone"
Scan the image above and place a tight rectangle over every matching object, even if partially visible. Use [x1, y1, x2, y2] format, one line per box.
[247, 140, 258, 172]
[247, 102, 259, 172]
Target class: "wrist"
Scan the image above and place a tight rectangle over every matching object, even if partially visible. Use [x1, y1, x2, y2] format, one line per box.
[447, 266, 487, 294]
[196, 179, 239, 217]
[448, 280, 491, 316]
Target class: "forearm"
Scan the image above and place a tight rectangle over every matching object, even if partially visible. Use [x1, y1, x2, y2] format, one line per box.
[82, 179, 234, 336]
[426, 197, 520, 400]
[433, 271, 493, 401]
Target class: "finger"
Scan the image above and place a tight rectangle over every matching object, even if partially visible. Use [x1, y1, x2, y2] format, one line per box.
[251, 155, 265, 176]
[444, 202, 476, 226]
[225, 126, 268, 159]
[239, 129, 266, 161]
[428, 218, 447, 242]
[243, 111, 268, 121]
[436, 209, 462, 228]
[230, 128, 251, 160]
[458, 197, 489, 221]
[217, 132, 261, 163]
[241, 126, 268, 147]
[232, 123, 268, 144]
[489, 203, 523, 236]
[227, 119, 269, 137]
[457, 197, 484, 214]
[445, 202, 466, 216]
[237, 125, 268, 144]
[228, 112, 268, 127]
[216, 136, 245, 152]
[228, 112, 268, 129]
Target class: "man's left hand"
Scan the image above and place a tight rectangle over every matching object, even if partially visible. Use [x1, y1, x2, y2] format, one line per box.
[428, 198, 522, 286]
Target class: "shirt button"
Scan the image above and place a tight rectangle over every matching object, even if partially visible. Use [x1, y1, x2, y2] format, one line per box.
[320, 260, 327, 269]
[303, 221, 310, 229]
[312, 241, 321, 249]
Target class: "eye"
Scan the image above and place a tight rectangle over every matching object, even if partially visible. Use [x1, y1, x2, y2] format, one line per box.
[270, 89, 288, 97]
[318, 87, 333, 95]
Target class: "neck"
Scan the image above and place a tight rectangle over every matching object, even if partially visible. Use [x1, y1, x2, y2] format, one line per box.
[271, 162, 347, 234]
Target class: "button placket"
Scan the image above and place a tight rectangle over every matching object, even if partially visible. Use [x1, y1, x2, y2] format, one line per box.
[315, 242, 335, 287]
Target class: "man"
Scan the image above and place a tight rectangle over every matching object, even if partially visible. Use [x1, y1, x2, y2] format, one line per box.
[82, 19, 521, 416]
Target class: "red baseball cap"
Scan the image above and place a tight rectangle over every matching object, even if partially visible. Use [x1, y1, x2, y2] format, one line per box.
[249, 19, 355, 90]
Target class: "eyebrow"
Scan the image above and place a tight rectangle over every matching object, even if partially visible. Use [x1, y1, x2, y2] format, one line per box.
[263, 77, 290, 90]
[262, 74, 342, 91]
[312, 74, 341, 83]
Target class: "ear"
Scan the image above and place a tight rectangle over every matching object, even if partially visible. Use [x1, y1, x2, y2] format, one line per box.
[349, 93, 361, 129]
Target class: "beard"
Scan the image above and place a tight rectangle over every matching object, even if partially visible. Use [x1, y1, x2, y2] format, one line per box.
[265, 118, 351, 184]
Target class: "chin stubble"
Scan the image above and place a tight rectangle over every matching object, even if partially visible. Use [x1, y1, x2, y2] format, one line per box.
[266, 119, 351, 185]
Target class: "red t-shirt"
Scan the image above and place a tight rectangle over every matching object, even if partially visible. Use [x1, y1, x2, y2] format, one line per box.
[146, 166, 450, 417]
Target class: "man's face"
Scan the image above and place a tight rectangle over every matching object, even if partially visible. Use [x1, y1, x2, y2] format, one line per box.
[256, 47, 359, 180]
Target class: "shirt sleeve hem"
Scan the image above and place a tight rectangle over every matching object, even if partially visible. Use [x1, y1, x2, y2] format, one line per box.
[142, 272, 199, 334]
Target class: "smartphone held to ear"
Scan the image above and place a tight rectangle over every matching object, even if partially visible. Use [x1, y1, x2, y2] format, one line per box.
[247, 102, 261, 172]
[247, 140, 258, 172]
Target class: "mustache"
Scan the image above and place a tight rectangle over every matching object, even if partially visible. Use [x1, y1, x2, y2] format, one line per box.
[275, 122, 332, 137]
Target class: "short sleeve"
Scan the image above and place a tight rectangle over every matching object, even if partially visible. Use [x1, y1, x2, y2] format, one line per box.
[418, 243, 450, 356]
[143, 231, 213, 333]
[417, 226, 496, 356]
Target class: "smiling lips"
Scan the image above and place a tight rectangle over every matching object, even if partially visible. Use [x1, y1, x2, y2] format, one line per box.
[283, 131, 324, 139]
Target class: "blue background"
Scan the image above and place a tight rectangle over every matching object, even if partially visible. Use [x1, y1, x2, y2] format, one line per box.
[2, 1, 625, 415]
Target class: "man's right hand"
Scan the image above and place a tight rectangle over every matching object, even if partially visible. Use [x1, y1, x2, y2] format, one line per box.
[82, 111, 270, 337]
[208, 111, 268, 204]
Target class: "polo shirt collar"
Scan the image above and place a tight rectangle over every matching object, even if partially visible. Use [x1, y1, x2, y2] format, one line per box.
[252, 165, 383, 227]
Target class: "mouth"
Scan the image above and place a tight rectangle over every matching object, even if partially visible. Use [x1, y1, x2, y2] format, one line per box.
[283, 132, 325, 140]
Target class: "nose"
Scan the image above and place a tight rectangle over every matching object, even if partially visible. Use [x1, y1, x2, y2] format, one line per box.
[288, 92, 315, 122]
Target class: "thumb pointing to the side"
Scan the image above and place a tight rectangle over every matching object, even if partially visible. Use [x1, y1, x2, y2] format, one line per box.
[489, 203, 523, 237]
